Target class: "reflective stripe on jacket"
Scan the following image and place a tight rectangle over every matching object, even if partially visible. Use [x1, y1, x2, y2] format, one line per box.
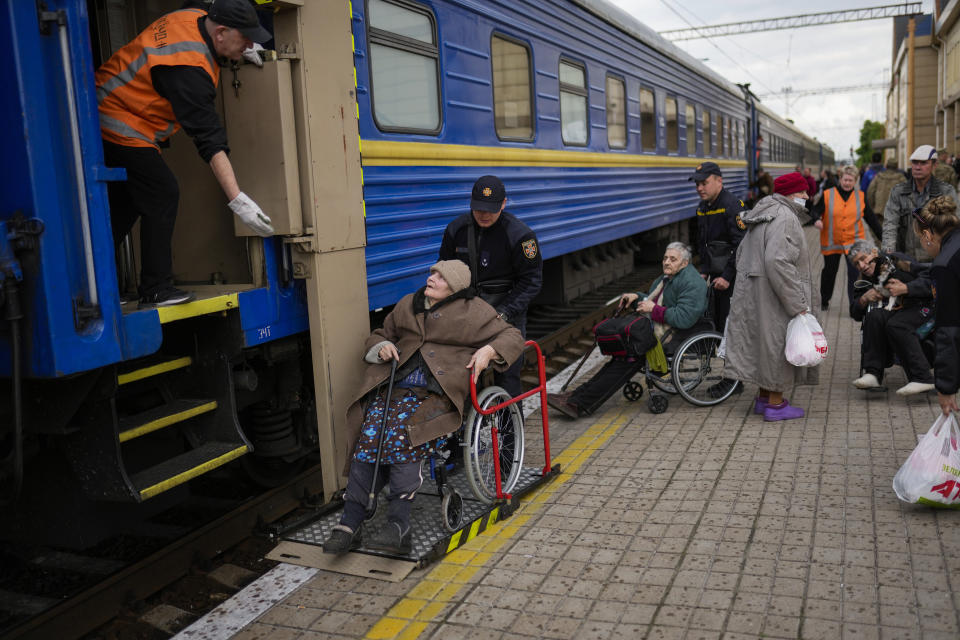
[820, 187, 866, 255]
[95, 9, 218, 150]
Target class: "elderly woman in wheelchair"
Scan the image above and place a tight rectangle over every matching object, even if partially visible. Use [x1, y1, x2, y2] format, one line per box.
[548, 242, 736, 417]
[323, 260, 524, 556]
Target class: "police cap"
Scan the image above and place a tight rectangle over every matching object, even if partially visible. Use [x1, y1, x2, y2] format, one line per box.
[471, 175, 506, 213]
[689, 161, 722, 181]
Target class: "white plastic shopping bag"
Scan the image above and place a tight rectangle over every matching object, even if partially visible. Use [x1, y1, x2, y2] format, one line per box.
[784, 313, 828, 366]
[893, 414, 960, 507]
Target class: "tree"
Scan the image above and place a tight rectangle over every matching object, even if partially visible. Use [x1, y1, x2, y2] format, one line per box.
[855, 120, 885, 167]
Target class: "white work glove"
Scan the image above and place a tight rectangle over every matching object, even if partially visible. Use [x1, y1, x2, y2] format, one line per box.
[242, 43, 264, 67]
[228, 192, 274, 237]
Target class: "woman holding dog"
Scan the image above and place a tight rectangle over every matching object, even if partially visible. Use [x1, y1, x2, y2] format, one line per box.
[912, 196, 960, 415]
[847, 239, 935, 395]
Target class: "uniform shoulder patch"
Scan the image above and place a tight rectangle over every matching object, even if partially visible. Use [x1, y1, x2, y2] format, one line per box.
[521, 238, 538, 259]
[736, 215, 746, 230]
[738, 200, 745, 207]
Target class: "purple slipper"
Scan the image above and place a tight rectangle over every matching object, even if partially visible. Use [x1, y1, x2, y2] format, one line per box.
[763, 400, 805, 422]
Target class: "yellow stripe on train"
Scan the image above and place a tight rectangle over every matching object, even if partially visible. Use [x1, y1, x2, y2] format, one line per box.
[360, 139, 749, 169]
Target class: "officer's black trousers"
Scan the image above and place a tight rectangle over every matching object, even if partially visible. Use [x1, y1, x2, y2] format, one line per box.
[496, 313, 526, 398]
[861, 306, 933, 384]
[820, 253, 857, 309]
[103, 141, 179, 297]
[712, 282, 733, 333]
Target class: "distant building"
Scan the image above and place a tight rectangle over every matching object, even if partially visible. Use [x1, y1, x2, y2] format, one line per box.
[936, 2, 960, 155]
[886, 13, 936, 166]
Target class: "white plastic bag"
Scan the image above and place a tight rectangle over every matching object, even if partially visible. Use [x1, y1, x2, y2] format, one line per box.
[893, 414, 960, 507]
[784, 313, 828, 366]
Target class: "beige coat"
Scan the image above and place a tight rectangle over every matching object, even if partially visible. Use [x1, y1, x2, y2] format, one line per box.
[342, 291, 523, 471]
[725, 194, 821, 391]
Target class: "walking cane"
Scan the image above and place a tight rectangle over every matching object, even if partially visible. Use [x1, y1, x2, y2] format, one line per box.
[367, 357, 398, 516]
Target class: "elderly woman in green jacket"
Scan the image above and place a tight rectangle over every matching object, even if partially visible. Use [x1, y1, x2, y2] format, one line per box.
[547, 243, 708, 417]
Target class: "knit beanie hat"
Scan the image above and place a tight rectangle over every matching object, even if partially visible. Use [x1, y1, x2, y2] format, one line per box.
[430, 260, 471, 294]
[773, 172, 808, 196]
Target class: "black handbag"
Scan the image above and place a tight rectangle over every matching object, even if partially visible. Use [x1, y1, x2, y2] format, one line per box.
[705, 240, 734, 276]
[593, 313, 656, 359]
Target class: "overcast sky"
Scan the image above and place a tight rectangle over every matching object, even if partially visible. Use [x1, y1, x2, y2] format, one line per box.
[608, 0, 934, 163]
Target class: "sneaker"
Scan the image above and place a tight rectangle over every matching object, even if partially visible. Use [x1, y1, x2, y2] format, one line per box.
[546, 392, 580, 419]
[366, 521, 412, 555]
[753, 396, 769, 415]
[322, 524, 361, 555]
[896, 381, 936, 396]
[852, 373, 882, 390]
[139, 286, 195, 308]
[763, 400, 805, 422]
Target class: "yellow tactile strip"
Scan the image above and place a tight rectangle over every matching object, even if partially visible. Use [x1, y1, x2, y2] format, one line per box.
[364, 409, 630, 639]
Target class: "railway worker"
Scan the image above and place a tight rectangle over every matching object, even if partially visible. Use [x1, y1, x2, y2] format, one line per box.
[810, 165, 879, 311]
[323, 261, 523, 555]
[97, 0, 274, 307]
[725, 172, 820, 422]
[935, 148, 958, 188]
[438, 175, 542, 398]
[882, 145, 958, 262]
[689, 161, 745, 332]
[847, 238, 935, 396]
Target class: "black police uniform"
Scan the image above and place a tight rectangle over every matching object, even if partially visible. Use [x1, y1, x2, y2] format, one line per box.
[696, 187, 746, 331]
[438, 211, 542, 397]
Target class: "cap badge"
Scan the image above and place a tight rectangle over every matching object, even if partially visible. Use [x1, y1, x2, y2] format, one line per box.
[482, 187, 492, 197]
[696, 164, 702, 171]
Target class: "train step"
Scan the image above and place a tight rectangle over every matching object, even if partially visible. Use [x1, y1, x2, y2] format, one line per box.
[118, 398, 219, 443]
[117, 356, 193, 386]
[130, 442, 249, 501]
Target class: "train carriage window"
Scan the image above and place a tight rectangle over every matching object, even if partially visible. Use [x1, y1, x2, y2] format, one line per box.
[639, 87, 656, 151]
[665, 96, 678, 153]
[716, 116, 724, 158]
[605, 75, 626, 148]
[367, 0, 440, 133]
[559, 59, 588, 145]
[685, 103, 696, 155]
[702, 109, 711, 156]
[725, 117, 732, 157]
[492, 35, 534, 140]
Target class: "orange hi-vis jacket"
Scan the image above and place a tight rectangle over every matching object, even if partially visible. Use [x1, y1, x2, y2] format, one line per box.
[819, 187, 866, 256]
[95, 8, 218, 150]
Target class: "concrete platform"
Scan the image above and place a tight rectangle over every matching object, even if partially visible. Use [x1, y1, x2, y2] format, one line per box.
[176, 228, 960, 639]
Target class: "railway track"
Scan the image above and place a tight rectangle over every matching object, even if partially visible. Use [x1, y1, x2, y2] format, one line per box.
[1, 265, 661, 640]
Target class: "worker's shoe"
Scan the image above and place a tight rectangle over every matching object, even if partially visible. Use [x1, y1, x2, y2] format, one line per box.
[139, 285, 195, 308]
[852, 373, 882, 390]
[546, 392, 580, 419]
[763, 400, 805, 422]
[322, 524, 361, 555]
[896, 381, 936, 396]
[367, 521, 412, 555]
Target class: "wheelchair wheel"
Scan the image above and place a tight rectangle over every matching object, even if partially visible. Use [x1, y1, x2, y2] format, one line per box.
[622, 381, 644, 401]
[646, 371, 678, 395]
[647, 393, 668, 414]
[672, 331, 736, 406]
[462, 386, 525, 504]
[441, 486, 464, 533]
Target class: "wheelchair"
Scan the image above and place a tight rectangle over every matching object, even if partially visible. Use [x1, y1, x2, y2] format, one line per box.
[622, 320, 737, 414]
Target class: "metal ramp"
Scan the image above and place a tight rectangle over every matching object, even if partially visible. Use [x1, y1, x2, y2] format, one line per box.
[282, 464, 558, 568]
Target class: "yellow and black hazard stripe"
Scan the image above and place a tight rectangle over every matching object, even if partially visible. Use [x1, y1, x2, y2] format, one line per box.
[444, 506, 501, 554]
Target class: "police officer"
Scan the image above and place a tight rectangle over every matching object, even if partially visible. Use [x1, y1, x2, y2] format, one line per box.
[689, 161, 746, 332]
[439, 176, 542, 397]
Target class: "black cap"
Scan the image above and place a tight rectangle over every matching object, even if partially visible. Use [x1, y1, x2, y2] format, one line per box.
[208, 0, 271, 44]
[470, 175, 506, 213]
[688, 161, 722, 182]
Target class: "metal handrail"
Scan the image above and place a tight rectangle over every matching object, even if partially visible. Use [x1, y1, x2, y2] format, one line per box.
[468, 340, 552, 500]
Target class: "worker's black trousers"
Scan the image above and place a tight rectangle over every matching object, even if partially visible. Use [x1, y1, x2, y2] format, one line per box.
[820, 253, 857, 309]
[103, 141, 179, 296]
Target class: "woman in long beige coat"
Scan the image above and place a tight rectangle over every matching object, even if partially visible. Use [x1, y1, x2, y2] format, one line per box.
[725, 172, 821, 421]
[324, 260, 523, 556]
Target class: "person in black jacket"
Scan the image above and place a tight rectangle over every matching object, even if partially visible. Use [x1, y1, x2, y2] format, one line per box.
[438, 175, 542, 397]
[912, 196, 960, 415]
[848, 239, 935, 395]
[689, 162, 746, 332]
